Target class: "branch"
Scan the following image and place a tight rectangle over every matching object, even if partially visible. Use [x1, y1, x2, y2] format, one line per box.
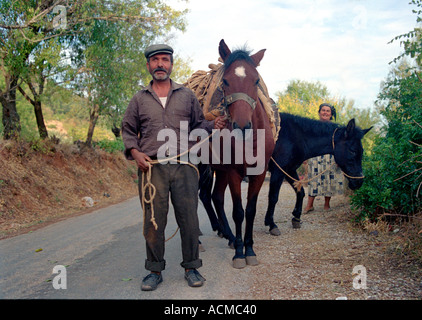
[416, 71, 422, 84]
[393, 167, 422, 182]
[0, 0, 64, 30]
[413, 119, 422, 130]
[409, 140, 422, 148]
[17, 85, 35, 106]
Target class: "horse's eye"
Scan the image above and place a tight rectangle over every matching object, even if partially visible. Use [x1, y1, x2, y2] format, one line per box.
[255, 78, 260, 86]
[223, 78, 229, 87]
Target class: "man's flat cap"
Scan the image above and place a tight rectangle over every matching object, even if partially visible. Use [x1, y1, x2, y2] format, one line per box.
[144, 44, 174, 59]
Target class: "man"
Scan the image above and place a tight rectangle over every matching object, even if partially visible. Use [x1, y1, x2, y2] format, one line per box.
[122, 44, 226, 291]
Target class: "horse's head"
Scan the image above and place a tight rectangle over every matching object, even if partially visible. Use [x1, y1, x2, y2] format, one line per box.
[219, 39, 266, 135]
[333, 119, 372, 190]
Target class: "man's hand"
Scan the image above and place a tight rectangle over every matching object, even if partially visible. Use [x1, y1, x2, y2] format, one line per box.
[214, 115, 227, 129]
[131, 149, 153, 172]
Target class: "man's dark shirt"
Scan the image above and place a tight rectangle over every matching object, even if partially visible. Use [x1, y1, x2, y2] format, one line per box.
[122, 80, 214, 160]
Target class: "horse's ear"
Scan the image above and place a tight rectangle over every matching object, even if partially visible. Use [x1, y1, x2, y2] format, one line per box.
[219, 39, 231, 62]
[345, 119, 356, 138]
[363, 126, 373, 135]
[251, 49, 266, 67]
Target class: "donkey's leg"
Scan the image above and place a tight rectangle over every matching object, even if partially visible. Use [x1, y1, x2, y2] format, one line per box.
[211, 170, 235, 247]
[285, 171, 305, 229]
[264, 169, 285, 236]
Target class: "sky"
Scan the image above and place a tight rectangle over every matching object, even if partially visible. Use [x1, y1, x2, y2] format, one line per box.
[167, 0, 418, 110]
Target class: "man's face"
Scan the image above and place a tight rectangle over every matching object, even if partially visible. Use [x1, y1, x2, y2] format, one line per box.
[147, 53, 173, 81]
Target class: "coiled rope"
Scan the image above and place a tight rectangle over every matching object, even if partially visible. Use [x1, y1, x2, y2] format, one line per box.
[140, 129, 219, 241]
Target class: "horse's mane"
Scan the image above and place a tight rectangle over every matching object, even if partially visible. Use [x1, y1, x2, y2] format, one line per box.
[280, 112, 340, 136]
[224, 47, 254, 69]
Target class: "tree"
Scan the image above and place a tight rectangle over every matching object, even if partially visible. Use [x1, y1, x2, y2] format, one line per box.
[351, 1, 422, 220]
[0, 0, 187, 140]
[276, 79, 331, 119]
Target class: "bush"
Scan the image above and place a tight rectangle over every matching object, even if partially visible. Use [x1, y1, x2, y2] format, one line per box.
[350, 73, 422, 222]
[351, 136, 421, 222]
[93, 138, 125, 153]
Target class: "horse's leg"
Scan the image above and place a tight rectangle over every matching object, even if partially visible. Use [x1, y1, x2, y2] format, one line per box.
[198, 164, 221, 233]
[243, 172, 266, 266]
[285, 171, 305, 229]
[211, 170, 235, 247]
[227, 171, 246, 269]
[264, 169, 285, 236]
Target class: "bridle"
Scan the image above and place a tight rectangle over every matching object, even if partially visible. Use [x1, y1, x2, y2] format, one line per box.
[222, 92, 257, 111]
[331, 127, 365, 180]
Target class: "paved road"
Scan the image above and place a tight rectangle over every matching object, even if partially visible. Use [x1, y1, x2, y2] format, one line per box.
[1, 183, 255, 299]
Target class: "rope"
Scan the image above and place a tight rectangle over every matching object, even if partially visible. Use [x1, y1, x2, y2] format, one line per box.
[140, 130, 218, 241]
[270, 156, 337, 192]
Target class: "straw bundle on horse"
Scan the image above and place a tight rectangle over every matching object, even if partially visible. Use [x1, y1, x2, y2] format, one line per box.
[184, 61, 280, 141]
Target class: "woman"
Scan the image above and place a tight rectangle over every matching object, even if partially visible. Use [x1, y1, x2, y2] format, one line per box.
[303, 103, 344, 213]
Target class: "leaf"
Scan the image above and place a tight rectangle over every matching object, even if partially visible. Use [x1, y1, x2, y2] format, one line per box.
[35, 248, 43, 252]
[121, 278, 132, 281]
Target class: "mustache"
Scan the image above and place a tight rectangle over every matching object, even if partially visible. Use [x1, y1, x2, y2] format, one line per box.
[153, 67, 168, 74]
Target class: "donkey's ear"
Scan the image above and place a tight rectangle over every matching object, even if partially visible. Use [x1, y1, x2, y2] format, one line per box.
[345, 119, 356, 138]
[251, 49, 266, 67]
[363, 126, 373, 135]
[219, 39, 231, 62]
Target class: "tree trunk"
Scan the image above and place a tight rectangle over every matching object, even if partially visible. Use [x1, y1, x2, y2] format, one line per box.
[18, 85, 49, 139]
[1, 77, 21, 140]
[33, 100, 48, 139]
[85, 103, 100, 147]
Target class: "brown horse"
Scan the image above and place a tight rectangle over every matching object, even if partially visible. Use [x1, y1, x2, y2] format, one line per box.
[208, 40, 275, 268]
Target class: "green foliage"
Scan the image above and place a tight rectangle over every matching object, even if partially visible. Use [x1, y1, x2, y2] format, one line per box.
[351, 66, 422, 222]
[351, 134, 421, 222]
[93, 138, 125, 154]
[389, 0, 422, 66]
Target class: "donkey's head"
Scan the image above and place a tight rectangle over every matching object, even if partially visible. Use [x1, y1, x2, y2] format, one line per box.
[333, 119, 372, 190]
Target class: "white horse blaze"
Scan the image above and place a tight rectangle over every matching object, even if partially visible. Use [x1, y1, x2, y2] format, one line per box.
[235, 66, 246, 78]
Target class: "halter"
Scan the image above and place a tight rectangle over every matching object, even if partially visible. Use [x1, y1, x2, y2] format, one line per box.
[222, 92, 257, 111]
[331, 127, 365, 180]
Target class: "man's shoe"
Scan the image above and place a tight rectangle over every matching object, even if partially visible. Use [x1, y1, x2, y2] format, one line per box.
[184, 269, 205, 287]
[141, 273, 163, 291]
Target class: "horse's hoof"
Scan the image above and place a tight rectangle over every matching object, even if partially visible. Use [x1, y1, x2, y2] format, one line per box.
[217, 231, 224, 238]
[232, 258, 246, 269]
[269, 227, 281, 236]
[246, 255, 259, 266]
[228, 241, 235, 249]
[292, 219, 301, 229]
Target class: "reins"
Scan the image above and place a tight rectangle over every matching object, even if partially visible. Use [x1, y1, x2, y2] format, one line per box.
[270, 127, 365, 192]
